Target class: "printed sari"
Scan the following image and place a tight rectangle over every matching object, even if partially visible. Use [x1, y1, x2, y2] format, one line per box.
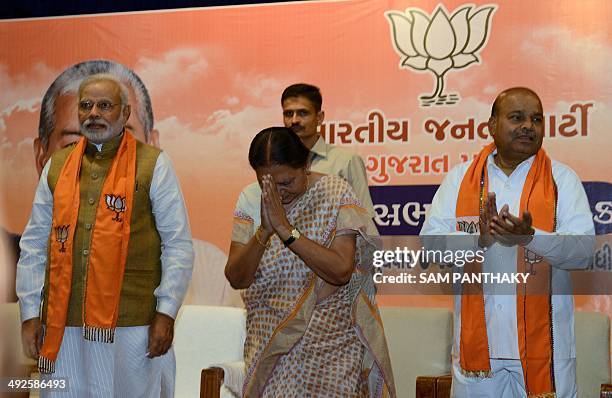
[232, 175, 396, 398]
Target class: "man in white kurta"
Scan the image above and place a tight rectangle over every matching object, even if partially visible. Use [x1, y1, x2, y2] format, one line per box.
[29, 59, 236, 310]
[420, 87, 594, 398]
[17, 75, 193, 397]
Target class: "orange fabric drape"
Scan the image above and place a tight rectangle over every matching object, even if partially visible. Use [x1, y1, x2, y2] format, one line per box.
[456, 143, 556, 397]
[39, 132, 136, 373]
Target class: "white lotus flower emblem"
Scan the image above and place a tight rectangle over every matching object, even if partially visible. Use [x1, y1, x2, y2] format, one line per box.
[105, 194, 127, 222]
[386, 4, 496, 106]
[55, 225, 69, 252]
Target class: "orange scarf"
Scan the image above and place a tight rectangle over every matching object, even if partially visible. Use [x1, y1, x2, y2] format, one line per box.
[39, 132, 136, 374]
[456, 142, 556, 397]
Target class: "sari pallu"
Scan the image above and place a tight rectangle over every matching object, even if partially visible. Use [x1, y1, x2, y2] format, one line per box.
[233, 175, 395, 398]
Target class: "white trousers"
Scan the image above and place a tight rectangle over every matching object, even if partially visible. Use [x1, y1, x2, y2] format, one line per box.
[451, 356, 577, 398]
[41, 326, 175, 398]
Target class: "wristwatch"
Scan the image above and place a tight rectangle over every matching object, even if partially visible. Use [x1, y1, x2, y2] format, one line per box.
[283, 228, 301, 247]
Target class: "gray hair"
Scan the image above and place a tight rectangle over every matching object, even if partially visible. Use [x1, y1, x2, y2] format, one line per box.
[78, 73, 129, 105]
[38, 60, 154, 149]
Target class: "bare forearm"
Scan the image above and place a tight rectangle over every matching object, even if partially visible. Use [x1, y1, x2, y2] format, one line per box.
[277, 226, 354, 285]
[225, 233, 271, 289]
[292, 240, 352, 285]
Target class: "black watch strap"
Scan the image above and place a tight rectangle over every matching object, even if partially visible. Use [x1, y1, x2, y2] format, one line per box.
[283, 228, 300, 247]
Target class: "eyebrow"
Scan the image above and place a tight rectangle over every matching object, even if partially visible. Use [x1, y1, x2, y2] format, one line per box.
[61, 129, 82, 137]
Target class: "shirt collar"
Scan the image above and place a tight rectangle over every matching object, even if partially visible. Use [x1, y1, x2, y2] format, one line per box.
[85, 131, 124, 156]
[487, 149, 536, 174]
[310, 136, 329, 159]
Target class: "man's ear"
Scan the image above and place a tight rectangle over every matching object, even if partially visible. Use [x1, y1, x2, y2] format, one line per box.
[33, 137, 46, 177]
[123, 104, 131, 121]
[317, 110, 325, 126]
[148, 128, 160, 148]
[487, 116, 496, 138]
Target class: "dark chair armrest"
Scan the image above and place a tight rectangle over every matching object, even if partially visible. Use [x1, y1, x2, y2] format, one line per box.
[417, 378, 612, 398]
[416, 375, 452, 398]
[200, 367, 225, 398]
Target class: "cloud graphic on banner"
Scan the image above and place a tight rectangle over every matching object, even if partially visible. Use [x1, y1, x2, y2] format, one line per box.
[521, 27, 612, 94]
[157, 115, 247, 160]
[154, 107, 276, 192]
[0, 100, 41, 145]
[225, 96, 240, 106]
[203, 105, 277, 143]
[385, 4, 496, 107]
[3, 99, 39, 117]
[233, 73, 283, 102]
[135, 48, 208, 96]
[0, 63, 56, 111]
[0, 63, 53, 196]
[156, 102, 276, 146]
[0, 63, 57, 138]
[483, 85, 498, 95]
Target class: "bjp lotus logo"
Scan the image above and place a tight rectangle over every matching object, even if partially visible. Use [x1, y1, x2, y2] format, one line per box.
[105, 194, 126, 222]
[55, 225, 69, 252]
[386, 4, 496, 107]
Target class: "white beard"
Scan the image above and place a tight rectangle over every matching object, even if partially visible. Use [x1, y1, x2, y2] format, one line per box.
[81, 117, 125, 144]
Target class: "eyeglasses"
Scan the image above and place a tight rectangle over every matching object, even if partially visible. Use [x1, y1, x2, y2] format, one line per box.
[78, 100, 121, 113]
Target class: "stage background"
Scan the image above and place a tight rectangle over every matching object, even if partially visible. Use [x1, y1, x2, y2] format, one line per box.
[1, 0, 610, 368]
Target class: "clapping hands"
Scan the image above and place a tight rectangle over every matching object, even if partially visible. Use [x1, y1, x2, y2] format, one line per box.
[480, 193, 535, 247]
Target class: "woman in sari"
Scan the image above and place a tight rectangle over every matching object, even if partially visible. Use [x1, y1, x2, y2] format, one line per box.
[225, 127, 395, 398]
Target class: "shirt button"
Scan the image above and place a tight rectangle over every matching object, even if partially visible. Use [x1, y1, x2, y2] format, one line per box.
[496, 304, 503, 311]
[85, 223, 92, 230]
[95, 154, 102, 160]
[88, 198, 95, 205]
[91, 173, 98, 180]
[83, 249, 89, 256]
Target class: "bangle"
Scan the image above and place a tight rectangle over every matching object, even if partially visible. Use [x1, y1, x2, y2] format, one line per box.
[254, 227, 271, 248]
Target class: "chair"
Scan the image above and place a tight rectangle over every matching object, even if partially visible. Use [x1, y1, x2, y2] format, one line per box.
[174, 305, 246, 398]
[380, 307, 453, 397]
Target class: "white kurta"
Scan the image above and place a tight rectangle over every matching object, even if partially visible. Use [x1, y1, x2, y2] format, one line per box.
[420, 151, 595, 397]
[17, 146, 194, 397]
[40, 326, 175, 398]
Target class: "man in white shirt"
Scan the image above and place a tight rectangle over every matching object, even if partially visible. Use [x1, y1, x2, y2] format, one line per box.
[280, 83, 374, 216]
[420, 87, 594, 398]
